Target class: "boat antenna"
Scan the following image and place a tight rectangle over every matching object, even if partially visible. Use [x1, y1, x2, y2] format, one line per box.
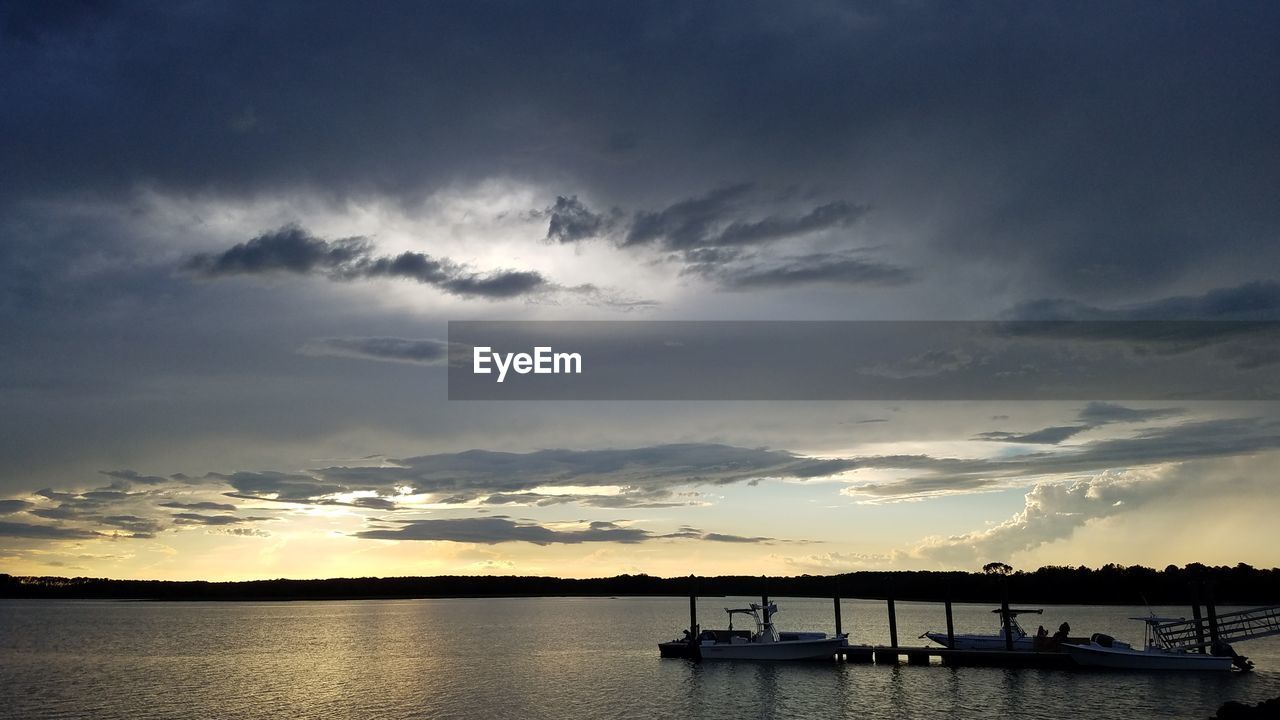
[1140, 593, 1155, 619]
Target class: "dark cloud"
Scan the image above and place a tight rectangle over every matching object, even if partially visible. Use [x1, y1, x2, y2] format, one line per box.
[1077, 402, 1182, 425]
[716, 201, 869, 246]
[184, 225, 549, 299]
[354, 516, 778, 545]
[655, 525, 777, 543]
[625, 184, 754, 248]
[976, 426, 1089, 445]
[99, 469, 171, 486]
[158, 501, 238, 512]
[18, 485, 171, 538]
[0, 499, 34, 514]
[999, 284, 1280, 369]
[1009, 281, 1280, 322]
[851, 417, 1280, 499]
[698, 532, 775, 544]
[98, 515, 163, 536]
[544, 195, 614, 243]
[139, 444, 855, 511]
[716, 254, 913, 290]
[480, 487, 690, 509]
[171, 512, 270, 526]
[348, 496, 398, 510]
[0, 520, 100, 540]
[3, 2, 1278, 302]
[181, 225, 368, 276]
[218, 471, 346, 503]
[975, 403, 1186, 445]
[436, 271, 545, 299]
[218, 472, 400, 510]
[622, 185, 868, 252]
[299, 337, 450, 366]
[315, 443, 848, 505]
[354, 517, 653, 545]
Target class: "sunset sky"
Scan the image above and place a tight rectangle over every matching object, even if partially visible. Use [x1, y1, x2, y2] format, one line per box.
[3, 1, 1279, 580]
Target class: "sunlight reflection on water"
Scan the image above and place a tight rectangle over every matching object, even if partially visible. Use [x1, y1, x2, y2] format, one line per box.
[1, 597, 1277, 719]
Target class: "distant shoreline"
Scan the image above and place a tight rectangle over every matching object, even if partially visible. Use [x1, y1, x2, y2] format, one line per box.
[4, 563, 1277, 604]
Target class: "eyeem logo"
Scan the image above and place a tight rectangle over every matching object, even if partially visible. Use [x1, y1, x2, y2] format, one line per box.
[472, 346, 583, 383]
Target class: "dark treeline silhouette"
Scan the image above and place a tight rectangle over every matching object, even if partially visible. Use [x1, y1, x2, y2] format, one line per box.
[2, 563, 1277, 604]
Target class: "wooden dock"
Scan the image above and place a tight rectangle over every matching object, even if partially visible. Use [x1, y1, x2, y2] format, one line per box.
[836, 644, 1074, 668]
[666, 577, 1245, 670]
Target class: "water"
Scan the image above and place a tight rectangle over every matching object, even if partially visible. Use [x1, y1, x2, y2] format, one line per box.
[2, 597, 1278, 719]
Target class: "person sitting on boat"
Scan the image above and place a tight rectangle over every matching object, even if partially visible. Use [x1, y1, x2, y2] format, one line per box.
[1045, 622, 1070, 649]
[1033, 625, 1049, 650]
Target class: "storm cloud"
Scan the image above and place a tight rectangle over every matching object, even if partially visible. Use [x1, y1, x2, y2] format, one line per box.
[5, 1, 1280, 576]
[544, 196, 615, 243]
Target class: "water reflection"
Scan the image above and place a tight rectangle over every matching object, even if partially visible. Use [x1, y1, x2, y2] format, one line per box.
[0, 597, 1276, 720]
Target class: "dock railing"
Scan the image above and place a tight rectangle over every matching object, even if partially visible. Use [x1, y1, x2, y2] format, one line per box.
[1156, 605, 1280, 650]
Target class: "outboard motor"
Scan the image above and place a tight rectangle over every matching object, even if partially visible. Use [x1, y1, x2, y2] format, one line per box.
[1211, 640, 1255, 672]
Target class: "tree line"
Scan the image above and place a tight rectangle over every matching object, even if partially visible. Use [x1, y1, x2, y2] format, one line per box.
[2, 563, 1276, 604]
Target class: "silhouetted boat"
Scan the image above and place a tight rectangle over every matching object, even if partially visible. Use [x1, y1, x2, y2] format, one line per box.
[696, 602, 844, 660]
[923, 608, 1041, 650]
[1063, 617, 1247, 671]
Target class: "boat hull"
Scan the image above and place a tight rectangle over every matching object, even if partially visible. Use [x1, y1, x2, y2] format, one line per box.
[699, 637, 843, 661]
[925, 632, 1034, 651]
[658, 641, 695, 658]
[1063, 643, 1234, 671]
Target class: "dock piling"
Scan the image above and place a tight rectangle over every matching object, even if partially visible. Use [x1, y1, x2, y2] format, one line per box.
[687, 575, 700, 659]
[944, 597, 955, 649]
[833, 582, 843, 638]
[1205, 582, 1220, 644]
[1000, 578, 1013, 652]
[887, 597, 899, 648]
[1190, 582, 1206, 652]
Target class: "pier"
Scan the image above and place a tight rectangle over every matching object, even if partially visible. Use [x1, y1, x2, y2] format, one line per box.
[834, 645, 1074, 668]
[665, 578, 1278, 668]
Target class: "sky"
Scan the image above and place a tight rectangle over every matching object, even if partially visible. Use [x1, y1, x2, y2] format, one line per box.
[2, 1, 1279, 580]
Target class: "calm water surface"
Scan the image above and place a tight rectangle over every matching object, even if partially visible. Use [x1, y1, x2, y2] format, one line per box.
[2, 597, 1278, 719]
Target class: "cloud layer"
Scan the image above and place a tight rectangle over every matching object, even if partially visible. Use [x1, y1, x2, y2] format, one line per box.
[184, 225, 549, 299]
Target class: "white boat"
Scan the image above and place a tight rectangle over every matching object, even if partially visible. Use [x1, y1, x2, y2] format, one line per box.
[1063, 616, 1244, 671]
[923, 608, 1041, 650]
[697, 602, 845, 661]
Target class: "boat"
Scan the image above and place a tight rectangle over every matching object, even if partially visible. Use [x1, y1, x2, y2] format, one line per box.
[922, 608, 1042, 650]
[694, 602, 845, 661]
[1063, 616, 1251, 671]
